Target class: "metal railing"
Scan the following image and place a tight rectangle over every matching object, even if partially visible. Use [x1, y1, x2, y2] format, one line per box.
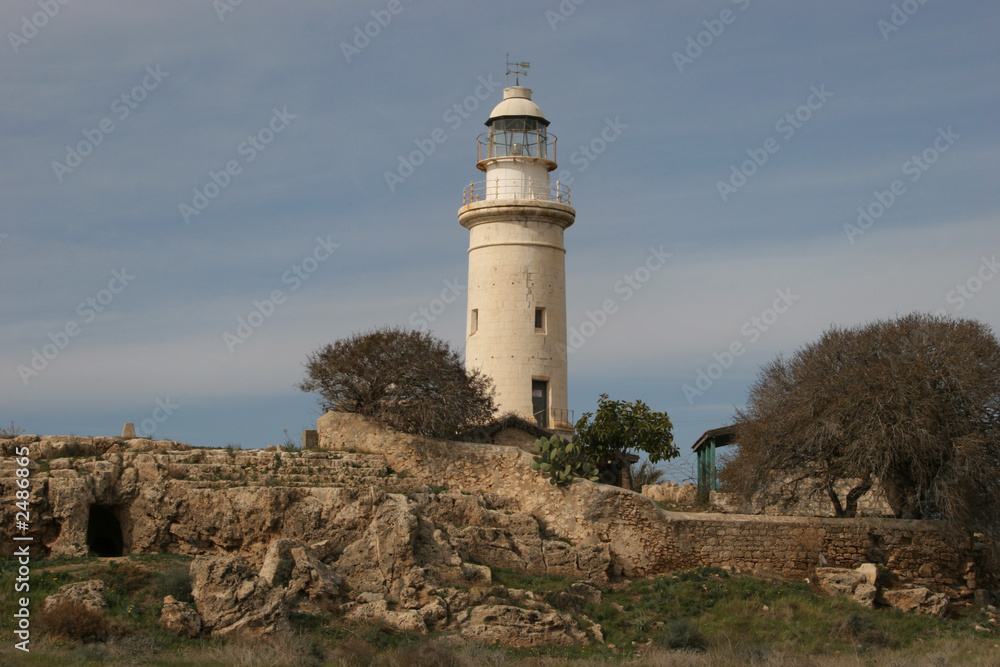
[462, 178, 571, 206]
[533, 408, 575, 431]
[477, 131, 558, 163]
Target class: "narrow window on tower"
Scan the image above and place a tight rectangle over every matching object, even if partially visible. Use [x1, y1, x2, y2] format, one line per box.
[534, 307, 546, 334]
[470, 309, 478, 335]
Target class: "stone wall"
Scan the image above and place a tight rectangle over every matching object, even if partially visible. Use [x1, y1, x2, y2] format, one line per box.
[709, 477, 894, 518]
[318, 412, 993, 593]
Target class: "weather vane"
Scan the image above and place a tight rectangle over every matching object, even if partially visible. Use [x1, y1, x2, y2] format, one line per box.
[505, 54, 530, 86]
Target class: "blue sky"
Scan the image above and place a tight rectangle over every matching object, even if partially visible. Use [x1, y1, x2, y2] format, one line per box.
[3, 1, 998, 481]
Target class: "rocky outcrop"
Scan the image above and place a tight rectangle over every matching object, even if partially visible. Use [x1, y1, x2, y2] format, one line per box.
[2, 419, 993, 640]
[189, 555, 288, 636]
[814, 563, 954, 615]
[42, 579, 107, 613]
[881, 587, 949, 616]
[815, 565, 878, 607]
[159, 596, 201, 638]
[455, 604, 588, 647]
[186, 536, 589, 644]
[643, 482, 696, 505]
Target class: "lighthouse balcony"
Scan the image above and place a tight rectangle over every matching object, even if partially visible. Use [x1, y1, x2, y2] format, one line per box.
[462, 178, 571, 205]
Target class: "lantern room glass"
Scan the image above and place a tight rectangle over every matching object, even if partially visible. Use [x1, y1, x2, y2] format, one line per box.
[487, 118, 548, 159]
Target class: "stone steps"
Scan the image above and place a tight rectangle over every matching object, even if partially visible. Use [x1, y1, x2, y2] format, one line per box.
[5, 447, 393, 490]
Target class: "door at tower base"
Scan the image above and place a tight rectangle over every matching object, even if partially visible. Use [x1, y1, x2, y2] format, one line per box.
[532, 380, 548, 428]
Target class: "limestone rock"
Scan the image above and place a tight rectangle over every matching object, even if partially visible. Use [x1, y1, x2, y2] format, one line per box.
[42, 579, 107, 613]
[814, 567, 867, 597]
[569, 582, 603, 605]
[853, 583, 878, 607]
[189, 554, 288, 637]
[857, 563, 878, 585]
[455, 603, 588, 647]
[642, 482, 696, 505]
[881, 587, 949, 616]
[286, 546, 343, 603]
[258, 538, 300, 587]
[159, 595, 201, 638]
[344, 594, 428, 634]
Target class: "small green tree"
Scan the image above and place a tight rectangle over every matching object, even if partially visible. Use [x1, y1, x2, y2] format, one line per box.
[574, 394, 677, 487]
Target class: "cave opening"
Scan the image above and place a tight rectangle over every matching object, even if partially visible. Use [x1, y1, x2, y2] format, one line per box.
[86, 505, 123, 557]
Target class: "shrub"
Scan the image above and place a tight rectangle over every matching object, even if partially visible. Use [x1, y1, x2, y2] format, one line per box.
[392, 639, 463, 667]
[840, 611, 894, 648]
[155, 564, 193, 603]
[38, 600, 108, 643]
[0, 420, 25, 437]
[531, 436, 599, 485]
[653, 618, 709, 652]
[297, 326, 496, 439]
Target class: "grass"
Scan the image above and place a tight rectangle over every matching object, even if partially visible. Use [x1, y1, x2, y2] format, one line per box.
[280, 428, 302, 452]
[0, 420, 26, 437]
[1, 556, 996, 666]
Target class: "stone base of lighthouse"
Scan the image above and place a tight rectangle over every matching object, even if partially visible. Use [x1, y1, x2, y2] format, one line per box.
[459, 199, 575, 433]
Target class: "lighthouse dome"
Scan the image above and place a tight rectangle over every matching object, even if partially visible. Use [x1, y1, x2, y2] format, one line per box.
[486, 87, 549, 126]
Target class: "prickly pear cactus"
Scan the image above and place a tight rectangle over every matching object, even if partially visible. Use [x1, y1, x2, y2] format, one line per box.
[531, 436, 599, 485]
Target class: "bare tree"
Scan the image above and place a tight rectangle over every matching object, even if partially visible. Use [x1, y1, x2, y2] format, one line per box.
[720, 313, 1000, 540]
[297, 326, 496, 439]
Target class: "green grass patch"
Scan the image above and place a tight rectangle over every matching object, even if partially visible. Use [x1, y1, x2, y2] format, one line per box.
[491, 567, 579, 594]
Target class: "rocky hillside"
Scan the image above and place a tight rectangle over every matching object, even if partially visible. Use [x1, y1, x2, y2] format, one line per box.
[1, 417, 996, 647]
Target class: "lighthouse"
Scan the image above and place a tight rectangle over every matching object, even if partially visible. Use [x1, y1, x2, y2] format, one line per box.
[458, 62, 575, 433]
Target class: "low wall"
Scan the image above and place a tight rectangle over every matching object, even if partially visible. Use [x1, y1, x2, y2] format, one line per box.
[318, 412, 990, 593]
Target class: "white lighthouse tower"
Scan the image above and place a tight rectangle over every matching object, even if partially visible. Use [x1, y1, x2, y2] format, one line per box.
[458, 61, 575, 433]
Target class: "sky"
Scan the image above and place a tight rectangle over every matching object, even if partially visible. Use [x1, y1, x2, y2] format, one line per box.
[3, 1, 998, 482]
